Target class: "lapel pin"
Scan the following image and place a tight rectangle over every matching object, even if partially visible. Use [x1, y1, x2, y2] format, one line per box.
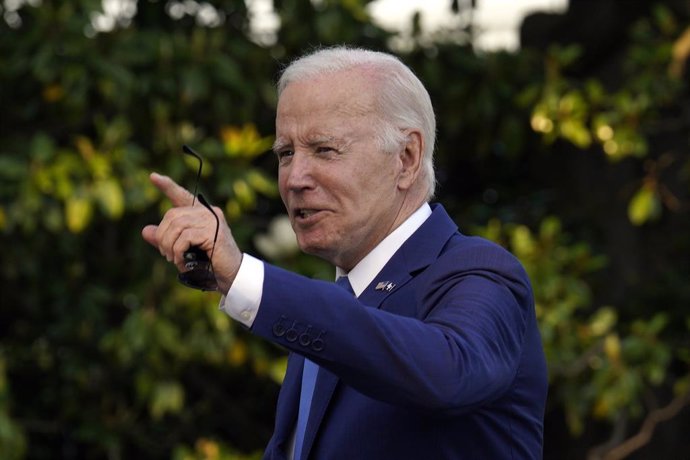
[375, 281, 396, 292]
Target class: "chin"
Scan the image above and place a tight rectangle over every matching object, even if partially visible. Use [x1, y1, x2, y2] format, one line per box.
[297, 238, 335, 262]
[298, 241, 327, 256]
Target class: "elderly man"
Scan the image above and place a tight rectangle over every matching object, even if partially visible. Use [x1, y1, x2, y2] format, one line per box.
[143, 47, 547, 459]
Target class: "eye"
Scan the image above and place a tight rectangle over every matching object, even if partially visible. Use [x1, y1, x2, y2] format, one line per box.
[276, 150, 294, 162]
[316, 146, 335, 154]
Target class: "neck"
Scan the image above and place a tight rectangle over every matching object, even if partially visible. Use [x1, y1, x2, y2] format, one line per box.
[336, 192, 426, 271]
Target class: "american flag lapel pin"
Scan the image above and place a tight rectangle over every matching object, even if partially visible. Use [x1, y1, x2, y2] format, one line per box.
[375, 281, 396, 292]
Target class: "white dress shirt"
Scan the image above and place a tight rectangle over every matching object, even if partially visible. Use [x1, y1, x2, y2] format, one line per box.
[220, 203, 431, 327]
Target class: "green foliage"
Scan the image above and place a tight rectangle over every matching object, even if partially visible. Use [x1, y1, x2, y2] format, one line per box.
[0, 1, 287, 457]
[477, 218, 684, 435]
[1, 0, 688, 458]
[628, 183, 662, 226]
[524, 5, 690, 227]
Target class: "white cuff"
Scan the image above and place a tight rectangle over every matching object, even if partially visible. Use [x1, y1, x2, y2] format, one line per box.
[218, 253, 264, 328]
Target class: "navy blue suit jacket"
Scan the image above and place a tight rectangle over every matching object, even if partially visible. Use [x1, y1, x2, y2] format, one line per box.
[251, 204, 548, 459]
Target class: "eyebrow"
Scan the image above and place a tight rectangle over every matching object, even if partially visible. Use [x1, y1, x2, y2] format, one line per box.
[306, 135, 339, 147]
[272, 138, 289, 154]
[272, 135, 344, 154]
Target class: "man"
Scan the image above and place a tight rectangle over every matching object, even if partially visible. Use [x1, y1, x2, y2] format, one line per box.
[142, 46, 548, 459]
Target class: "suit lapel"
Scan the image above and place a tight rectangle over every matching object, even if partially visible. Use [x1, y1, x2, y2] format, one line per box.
[359, 203, 458, 309]
[298, 204, 458, 459]
[271, 353, 303, 453]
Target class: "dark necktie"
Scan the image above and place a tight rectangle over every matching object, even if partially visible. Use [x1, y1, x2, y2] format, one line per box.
[293, 276, 354, 460]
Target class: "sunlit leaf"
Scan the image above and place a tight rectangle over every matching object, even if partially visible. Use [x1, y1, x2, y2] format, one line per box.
[233, 179, 255, 207]
[150, 381, 185, 420]
[94, 178, 125, 219]
[590, 307, 617, 337]
[539, 216, 561, 240]
[510, 225, 536, 258]
[530, 110, 554, 134]
[560, 119, 592, 149]
[670, 26, 690, 78]
[221, 124, 273, 158]
[268, 355, 288, 385]
[246, 169, 278, 197]
[195, 438, 220, 459]
[603, 333, 621, 363]
[628, 184, 661, 225]
[225, 199, 242, 222]
[65, 196, 93, 233]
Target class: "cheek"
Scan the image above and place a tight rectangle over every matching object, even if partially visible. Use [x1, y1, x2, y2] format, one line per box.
[350, 165, 397, 202]
[277, 174, 289, 202]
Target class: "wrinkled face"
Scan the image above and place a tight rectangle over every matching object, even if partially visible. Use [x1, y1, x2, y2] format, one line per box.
[275, 70, 405, 270]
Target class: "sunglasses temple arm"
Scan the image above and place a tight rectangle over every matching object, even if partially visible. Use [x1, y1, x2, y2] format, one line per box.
[197, 193, 219, 267]
[182, 144, 203, 207]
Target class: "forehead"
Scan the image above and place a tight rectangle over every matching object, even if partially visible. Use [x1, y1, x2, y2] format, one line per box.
[276, 70, 378, 129]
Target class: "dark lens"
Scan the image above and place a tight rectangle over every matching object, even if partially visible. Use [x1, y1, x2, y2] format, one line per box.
[182, 246, 209, 270]
[178, 268, 218, 291]
[179, 246, 217, 291]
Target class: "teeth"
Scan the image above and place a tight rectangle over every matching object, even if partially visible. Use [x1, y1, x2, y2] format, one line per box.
[298, 209, 316, 218]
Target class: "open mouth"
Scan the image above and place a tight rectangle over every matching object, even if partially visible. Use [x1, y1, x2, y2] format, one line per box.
[296, 209, 318, 218]
[293, 208, 326, 224]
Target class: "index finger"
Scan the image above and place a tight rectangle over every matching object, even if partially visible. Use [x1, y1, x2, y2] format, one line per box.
[150, 172, 195, 207]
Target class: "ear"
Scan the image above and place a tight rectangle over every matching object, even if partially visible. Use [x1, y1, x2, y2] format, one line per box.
[397, 129, 424, 191]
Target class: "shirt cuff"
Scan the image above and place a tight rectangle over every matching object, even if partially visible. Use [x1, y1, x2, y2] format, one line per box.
[218, 253, 264, 328]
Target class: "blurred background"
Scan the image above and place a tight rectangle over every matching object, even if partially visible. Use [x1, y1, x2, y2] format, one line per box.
[1, 0, 689, 458]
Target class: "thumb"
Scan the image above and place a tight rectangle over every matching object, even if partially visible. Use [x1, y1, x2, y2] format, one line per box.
[150, 172, 195, 207]
[141, 224, 159, 248]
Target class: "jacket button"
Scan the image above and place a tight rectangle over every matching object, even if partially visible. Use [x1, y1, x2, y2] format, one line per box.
[311, 339, 324, 352]
[311, 330, 326, 351]
[285, 322, 299, 342]
[272, 316, 288, 337]
[299, 333, 312, 347]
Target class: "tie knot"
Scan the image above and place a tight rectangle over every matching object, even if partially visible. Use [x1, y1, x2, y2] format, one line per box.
[336, 276, 354, 295]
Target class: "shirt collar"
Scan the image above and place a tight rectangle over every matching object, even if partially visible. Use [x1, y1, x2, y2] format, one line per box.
[336, 203, 432, 297]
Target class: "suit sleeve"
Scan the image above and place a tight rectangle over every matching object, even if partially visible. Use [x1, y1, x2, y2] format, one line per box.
[250, 241, 534, 415]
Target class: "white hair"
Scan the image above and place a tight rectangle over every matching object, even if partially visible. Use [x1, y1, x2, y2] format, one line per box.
[277, 46, 437, 200]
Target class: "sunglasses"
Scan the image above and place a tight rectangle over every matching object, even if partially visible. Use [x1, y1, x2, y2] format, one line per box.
[178, 145, 219, 291]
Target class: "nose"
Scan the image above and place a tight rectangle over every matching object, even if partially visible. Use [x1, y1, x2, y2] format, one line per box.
[280, 151, 315, 193]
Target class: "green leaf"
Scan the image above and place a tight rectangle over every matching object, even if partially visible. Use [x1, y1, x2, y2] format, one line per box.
[560, 119, 592, 149]
[150, 381, 185, 420]
[94, 178, 125, 219]
[628, 185, 661, 225]
[510, 225, 536, 258]
[589, 307, 618, 337]
[65, 195, 93, 233]
[246, 169, 278, 197]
